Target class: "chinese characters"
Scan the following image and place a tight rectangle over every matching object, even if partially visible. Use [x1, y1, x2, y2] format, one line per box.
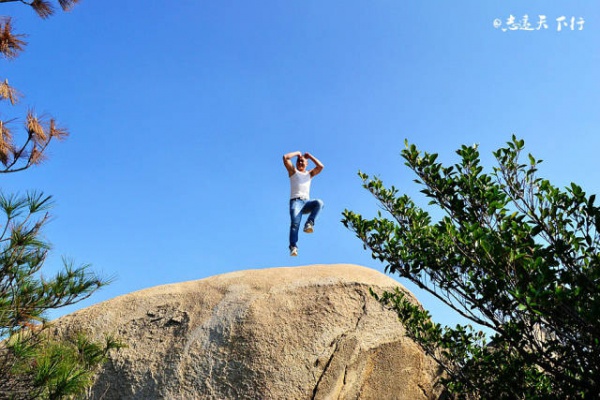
[494, 15, 585, 32]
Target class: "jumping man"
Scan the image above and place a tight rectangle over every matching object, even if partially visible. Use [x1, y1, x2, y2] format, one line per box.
[283, 151, 324, 256]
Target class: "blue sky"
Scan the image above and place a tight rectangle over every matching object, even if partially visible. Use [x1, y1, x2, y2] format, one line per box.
[2, 1, 599, 326]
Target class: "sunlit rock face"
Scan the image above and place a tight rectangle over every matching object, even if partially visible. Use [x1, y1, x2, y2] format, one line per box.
[53, 264, 443, 399]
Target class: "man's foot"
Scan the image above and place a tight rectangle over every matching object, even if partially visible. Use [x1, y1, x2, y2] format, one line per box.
[290, 247, 298, 257]
[303, 222, 314, 233]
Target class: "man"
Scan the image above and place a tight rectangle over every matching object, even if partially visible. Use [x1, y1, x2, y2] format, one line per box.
[283, 151, 324, 257]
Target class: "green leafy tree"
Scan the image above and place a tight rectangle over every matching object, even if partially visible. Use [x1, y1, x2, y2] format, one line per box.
[1, 2, 122, 399]
[342, 136, 600, 398]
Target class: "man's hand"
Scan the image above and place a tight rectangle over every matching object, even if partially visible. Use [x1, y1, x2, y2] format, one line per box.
[284, 151, 302, 161]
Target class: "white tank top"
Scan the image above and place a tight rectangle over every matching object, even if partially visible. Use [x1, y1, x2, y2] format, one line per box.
[290, 170, 311, 199]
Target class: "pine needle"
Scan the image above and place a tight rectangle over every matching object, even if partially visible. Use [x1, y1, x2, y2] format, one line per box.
[48, 119, 69, 141]
[0, 120, 14, 146]
[0, 79, 22, 105]
[31, 0, 55, 19]
[26, 111, 48, 143]
[29, 146, 47, 165]
[58, 0, 81, 12]
[0, 120, 15, 166]
[0, 18, 27, 59]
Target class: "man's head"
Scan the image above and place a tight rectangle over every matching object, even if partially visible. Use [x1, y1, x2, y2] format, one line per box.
[296, 155, 308, 172]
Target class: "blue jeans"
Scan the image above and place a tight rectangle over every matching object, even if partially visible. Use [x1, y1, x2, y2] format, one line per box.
[289, 198, 324, 249]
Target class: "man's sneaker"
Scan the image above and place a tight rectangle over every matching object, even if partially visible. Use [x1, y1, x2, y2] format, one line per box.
[303, 222, 314, 233]
[290, 247, 298, 257]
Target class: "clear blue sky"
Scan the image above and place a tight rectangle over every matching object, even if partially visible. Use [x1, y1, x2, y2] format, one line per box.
[2, 1, 599, 326]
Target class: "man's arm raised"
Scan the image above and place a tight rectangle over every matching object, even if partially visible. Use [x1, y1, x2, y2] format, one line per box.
[283, 151, 301, 177]
[304, 152, 324, 177]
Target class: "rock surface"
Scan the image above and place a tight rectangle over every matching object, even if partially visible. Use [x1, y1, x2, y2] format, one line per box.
[53, 264, 442, 399]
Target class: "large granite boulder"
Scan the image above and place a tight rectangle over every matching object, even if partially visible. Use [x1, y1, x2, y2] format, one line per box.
[53, 264, 443, 399]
